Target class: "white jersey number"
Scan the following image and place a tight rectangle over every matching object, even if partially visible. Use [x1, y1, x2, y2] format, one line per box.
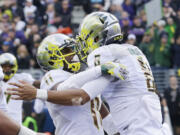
[91, 97, 102, 129]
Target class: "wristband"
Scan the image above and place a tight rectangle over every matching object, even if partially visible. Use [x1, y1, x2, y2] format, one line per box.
[36, 89, 48, 100]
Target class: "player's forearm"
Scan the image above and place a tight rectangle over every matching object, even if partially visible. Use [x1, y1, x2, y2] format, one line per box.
[46, 89, 90, 106]
[58, 66, 102, 90]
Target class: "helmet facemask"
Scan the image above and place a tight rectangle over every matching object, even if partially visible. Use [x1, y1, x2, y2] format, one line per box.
[60, 46, 81, 72]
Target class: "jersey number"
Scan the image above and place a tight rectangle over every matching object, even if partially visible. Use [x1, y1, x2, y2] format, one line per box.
[44, 74, 54, 85]
[91, 97, 102, 129]
[137, 56, 156, 92]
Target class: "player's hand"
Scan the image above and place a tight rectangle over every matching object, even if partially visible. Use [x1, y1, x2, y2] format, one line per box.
[6, 80, 37, 100]
[101, 62, 128, 80]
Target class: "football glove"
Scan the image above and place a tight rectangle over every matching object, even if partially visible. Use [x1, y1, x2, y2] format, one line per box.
[101, 62, 128, 80]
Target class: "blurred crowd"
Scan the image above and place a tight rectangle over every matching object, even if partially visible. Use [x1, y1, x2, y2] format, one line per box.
[0, 0, 180, 69]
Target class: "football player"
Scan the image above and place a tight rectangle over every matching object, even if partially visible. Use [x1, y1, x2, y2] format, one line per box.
[54, 12, 171, 135]
[37, 33, 106, 135]
[0, 53, 37, 124]
[9, 33, 121, 135]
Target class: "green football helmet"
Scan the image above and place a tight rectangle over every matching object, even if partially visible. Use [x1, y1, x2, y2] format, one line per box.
[36, 33, 81, 72]
[77, 11, 123, 62]
[0, 53, 18, 81]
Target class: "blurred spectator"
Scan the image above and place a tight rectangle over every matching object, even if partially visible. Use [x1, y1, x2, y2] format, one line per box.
[127, 34, 136, 45]
[2, 1, 13, 21]
[26, 15, 36, 25]
[1, 23, 11, 41]
[14, 16, 26, 31]
[170, 0, 180, 11]
[30, 34, 41, 68]
[8, 29, 27, 45]
[162, 4, 176, 19]
[109, 4, 122, 20]
[154, 33, 171, 68]
[156, 20, 168, 36]
[11, 1, 25, 20]
[54, 0, 62, 14]
[165, 17, 176, 44]
[26, 24, 40, 53]
[23, 0, 37, 22]
[90, 0, 111, 11]
[33, 0, 47, 23]
[110, 0, 123, 19]
[122, 0, 136, 19]
[16, 45, 31, 69]
[0, 41, 13, 54]
[171, 36, 180, 68]
[46, 3, 61, 27]
[131, 16, 145, 44]
[139, 10, 147, 28]
[120, 11, 132, 42]
[163, 0, 172, 7]
[174, 9, 180, 39]
[139, 33, 155, 66]
[46, 4, 56, 25]
[164, 75, 180, 135]
[58, 0, 73, 27]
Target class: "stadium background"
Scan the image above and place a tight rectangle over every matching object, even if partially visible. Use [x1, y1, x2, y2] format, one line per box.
[0, 0, 180, 134]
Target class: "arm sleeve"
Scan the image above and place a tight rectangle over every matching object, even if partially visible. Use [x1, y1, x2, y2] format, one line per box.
[82, 76, 110, 100]
[57, 66, 102, 90]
